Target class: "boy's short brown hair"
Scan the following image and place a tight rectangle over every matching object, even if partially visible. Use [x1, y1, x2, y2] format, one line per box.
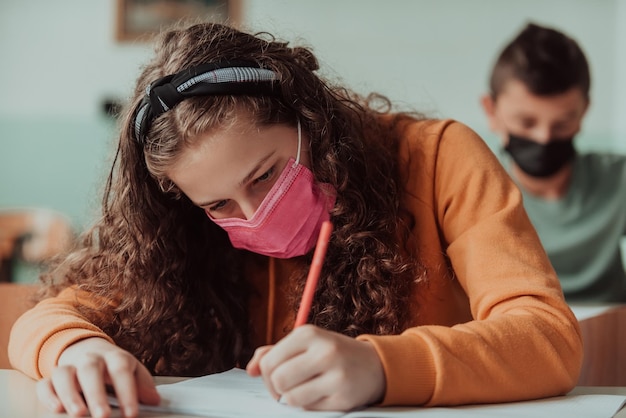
[489, 22, 590, 99]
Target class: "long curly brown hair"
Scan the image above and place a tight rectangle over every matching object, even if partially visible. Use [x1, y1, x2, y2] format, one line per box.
[41, 22, 426, 376]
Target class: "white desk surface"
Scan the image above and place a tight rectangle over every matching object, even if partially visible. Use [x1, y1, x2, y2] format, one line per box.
[569, 303, 623, 321]
[1, 369, 190, 417]
[1, 369, 625, 418]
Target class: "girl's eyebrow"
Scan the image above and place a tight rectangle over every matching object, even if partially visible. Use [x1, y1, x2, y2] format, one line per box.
[238, 151, 275, 187]
[197, 150, 276, 207]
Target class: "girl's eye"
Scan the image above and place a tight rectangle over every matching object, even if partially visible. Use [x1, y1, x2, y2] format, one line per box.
[208, 200, 229, 212]
[252, 167, 275, 185]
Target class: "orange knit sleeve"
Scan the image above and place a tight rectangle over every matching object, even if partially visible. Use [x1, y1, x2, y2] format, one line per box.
[8, 287, 115, 379]
[358, 120, 582, 406]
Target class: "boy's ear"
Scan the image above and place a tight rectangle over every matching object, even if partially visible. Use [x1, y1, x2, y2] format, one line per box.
[582, 98, 591, 118]
[480, 94, 500, 132]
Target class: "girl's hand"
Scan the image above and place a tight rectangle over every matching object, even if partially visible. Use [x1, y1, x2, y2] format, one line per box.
[246, 325, 385, 411]
[35, 337, 160, 418]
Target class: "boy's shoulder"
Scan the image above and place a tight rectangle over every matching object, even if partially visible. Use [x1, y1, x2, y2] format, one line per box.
[578, 152, 626, 172]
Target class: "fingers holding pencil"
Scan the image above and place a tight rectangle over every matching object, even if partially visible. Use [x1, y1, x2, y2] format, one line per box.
[246, 325, 385, 411]
[246, 221, 333, 395]
[245, 220, 384, 411]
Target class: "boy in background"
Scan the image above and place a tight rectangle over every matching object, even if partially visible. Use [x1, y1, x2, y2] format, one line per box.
[481, 22, 626, 302]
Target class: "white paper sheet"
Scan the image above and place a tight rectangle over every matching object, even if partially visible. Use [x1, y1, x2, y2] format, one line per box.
[110, 368, 626, 418]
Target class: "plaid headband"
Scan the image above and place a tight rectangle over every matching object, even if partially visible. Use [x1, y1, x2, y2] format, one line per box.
[133, 61, 279, 144]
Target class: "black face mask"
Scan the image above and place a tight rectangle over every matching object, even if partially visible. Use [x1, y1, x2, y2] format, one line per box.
[504, 133, 576, 178]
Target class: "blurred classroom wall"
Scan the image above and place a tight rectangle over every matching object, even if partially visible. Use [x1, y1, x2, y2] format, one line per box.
[1, 0, 624, 233]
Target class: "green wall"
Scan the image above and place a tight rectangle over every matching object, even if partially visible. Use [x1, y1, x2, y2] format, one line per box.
[0, 116, 117, 230]
[0, 117, 118, 282]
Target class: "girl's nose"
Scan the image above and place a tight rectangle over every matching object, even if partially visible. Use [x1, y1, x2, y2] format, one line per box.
[239, 200, 259, 221]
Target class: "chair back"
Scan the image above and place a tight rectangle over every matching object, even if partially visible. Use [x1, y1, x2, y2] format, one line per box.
[574, 304, 626, 386]
[0, 283, 39, 369]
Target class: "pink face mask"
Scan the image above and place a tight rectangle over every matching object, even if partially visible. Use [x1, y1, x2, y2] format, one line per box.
[208, 122, 336, 258]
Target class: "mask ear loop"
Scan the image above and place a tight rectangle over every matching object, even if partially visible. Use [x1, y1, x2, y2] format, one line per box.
[293, 120, 302, 167]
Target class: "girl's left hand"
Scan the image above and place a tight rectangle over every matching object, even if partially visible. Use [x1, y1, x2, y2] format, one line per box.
[246, 324, 385, 411]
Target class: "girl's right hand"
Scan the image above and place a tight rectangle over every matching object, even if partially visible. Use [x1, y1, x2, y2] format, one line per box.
[35, 337, 160, 418]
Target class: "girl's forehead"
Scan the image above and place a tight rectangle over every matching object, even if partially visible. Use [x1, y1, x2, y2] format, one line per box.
[166, 123, 300, 203]
[177, 123, 269, 175]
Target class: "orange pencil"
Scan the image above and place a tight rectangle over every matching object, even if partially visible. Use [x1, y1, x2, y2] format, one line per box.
[294, 220, 333, 327]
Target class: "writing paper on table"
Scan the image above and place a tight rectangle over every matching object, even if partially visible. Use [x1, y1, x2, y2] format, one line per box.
[111, 368, 337, 418]
[109, 368, 626, 418]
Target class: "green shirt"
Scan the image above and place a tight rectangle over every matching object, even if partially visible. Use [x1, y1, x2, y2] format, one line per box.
[500, 152, 626, 302]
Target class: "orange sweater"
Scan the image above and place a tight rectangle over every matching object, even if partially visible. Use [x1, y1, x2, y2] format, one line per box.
[9, 119, 582, 406]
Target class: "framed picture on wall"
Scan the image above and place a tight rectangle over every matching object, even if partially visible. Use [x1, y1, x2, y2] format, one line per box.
[115, 0, 241, 42]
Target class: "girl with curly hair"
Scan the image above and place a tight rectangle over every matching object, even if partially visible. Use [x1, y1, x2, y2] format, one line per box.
[9, 22, 582, 418]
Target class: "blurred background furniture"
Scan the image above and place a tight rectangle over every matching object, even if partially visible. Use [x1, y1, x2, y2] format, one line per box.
[0, 209, 74, 283]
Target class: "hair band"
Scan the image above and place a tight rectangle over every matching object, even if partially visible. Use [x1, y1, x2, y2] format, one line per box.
[133, 61, 279, 144]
